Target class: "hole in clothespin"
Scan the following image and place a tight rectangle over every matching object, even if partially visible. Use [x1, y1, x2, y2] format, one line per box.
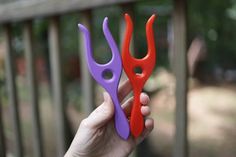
[133, 66, 143, 76]
[102, 69, 113, 80]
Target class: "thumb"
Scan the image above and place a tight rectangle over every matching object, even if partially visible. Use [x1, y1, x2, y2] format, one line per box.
[83, 92, 114, 129]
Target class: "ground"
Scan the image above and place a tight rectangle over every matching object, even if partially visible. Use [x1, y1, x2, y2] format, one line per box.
[148, 69, 236, 157]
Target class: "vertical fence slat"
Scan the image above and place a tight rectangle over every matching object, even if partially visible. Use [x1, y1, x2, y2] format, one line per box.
[79, 10, 95, 114]
[3, 24, 24, 157]
[0, 100, 6, 157]
[173, 0, 188, 156]
[48, 16, 66, 157]
[23, 20, 44, 157]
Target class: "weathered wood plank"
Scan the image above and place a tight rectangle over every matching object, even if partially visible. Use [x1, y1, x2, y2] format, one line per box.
[172, 0, 188, 156]
[48, 16, 67, 157]
[0, 0, 140, 24]
[3, 24, 24, 157]
[78, 10, 96, 114]
[23, 20, 44, 157]
[0, 100, 6, 157]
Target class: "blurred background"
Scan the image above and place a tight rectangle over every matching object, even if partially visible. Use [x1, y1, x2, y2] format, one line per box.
[0, 0, 236, 157]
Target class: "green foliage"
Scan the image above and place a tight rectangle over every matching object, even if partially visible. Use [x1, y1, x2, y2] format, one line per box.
[60, 13, 79, 56]
[188, 0, 236, 69]
[33, 19, 49, 55]
[92, 6, 120, 64]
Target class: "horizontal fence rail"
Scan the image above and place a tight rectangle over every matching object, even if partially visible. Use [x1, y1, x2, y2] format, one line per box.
[0, 0, 188, 157]
[0, 0, 137, 24]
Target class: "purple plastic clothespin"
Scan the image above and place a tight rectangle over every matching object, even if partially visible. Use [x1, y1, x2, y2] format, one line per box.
[78, 17, 130, 140]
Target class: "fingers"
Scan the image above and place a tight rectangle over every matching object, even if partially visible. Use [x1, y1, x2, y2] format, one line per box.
[140, 93, 150, 105]
[135, 118, 154, 145]
[145, 118, 154, 130]
[121, 92, 153, 144]
[118, 79, 132, 102]
[80, 79, 131, 129]
[135, 94, 153, 144]
[81, 92, 114, 129]
[122, 93, 150, 116]
[122, 97, 133, 116]
[141, 106, 151, 116]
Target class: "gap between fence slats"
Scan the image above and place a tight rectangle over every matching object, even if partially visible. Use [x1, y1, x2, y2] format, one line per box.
[120, 4, 135, 57]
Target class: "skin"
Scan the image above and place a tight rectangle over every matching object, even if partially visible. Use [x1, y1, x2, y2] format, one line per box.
[65, 80, 154, 157]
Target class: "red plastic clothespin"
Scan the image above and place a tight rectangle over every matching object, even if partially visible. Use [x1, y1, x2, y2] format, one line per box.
[122, 13, 157, 137]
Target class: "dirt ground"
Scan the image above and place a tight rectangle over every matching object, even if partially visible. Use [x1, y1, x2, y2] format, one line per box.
[2, 69, 236, 157]
[147, 69, 236, 157]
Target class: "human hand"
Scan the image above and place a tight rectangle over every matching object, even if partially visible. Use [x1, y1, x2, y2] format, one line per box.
[64, 80, 154, 157]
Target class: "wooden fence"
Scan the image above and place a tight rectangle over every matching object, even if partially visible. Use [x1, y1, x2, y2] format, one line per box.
[0, 0, 187, 157]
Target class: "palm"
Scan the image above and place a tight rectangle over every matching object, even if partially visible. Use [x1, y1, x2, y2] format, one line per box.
[88, 121, 135, 157]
